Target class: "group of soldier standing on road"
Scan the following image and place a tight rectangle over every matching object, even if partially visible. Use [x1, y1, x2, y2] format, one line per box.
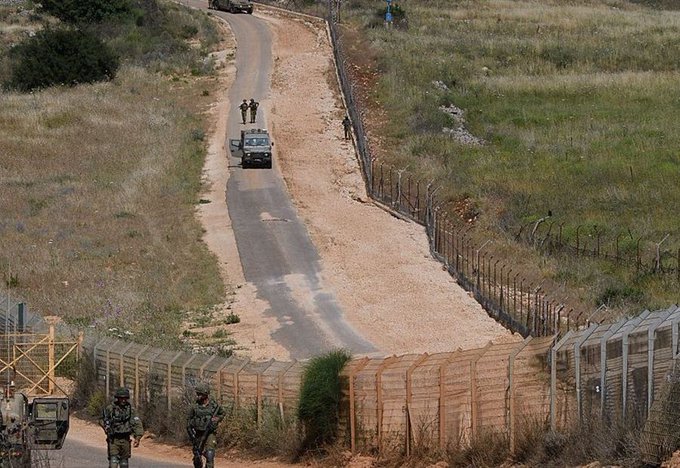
[100, 383, 225, 468]
[239, 98, 259, 124]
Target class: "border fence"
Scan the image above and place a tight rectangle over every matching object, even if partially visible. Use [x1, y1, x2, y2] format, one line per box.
[86, 306, 680, 461]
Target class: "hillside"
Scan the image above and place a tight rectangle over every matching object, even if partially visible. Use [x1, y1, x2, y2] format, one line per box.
[335, 0, 680, 323]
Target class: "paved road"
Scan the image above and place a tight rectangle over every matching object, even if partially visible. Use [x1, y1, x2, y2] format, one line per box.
[43, 439, 185, 467]
[182, 1, 375, 359]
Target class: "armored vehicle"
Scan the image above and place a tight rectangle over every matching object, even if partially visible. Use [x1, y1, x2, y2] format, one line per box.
[208, 0, 253, 14]
[230, 129, 274, 169]
[1, 385, 69, 466]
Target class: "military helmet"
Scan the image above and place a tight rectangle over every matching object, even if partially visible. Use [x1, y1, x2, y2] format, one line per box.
[115, 387, 130, 399]
[195, 383, 210, 395]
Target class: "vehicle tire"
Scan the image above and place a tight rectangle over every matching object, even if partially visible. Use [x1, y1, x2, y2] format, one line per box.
[266, 160, 272, 169]
[247, 8, 253, 14]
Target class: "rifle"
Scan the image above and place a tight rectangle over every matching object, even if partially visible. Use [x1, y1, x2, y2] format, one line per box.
[102, 418, 112, 461]
[193, 401, 222, 458]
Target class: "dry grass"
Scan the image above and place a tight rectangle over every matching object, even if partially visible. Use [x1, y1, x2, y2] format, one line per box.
[341, 0, 680, 318]
[0, 4, 227, 347]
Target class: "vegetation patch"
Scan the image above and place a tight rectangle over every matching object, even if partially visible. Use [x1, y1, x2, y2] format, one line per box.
[0, 0, 227, 347]
[340, 0, 680, 317]
[5, 28, 119, 91]
[297, 349, 352, 453]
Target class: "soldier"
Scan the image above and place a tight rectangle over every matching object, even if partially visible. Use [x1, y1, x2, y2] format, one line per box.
[186, 383, 225, 468]
[342, 115, 352, 140]
[100, 387, 143, 468]
[239, 99, 249, 125]
[248, 98, 259, 124]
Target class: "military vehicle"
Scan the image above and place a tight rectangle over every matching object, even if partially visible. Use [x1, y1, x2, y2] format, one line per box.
[230, 129, 274, 169]
[0, 384, 69, 467]
[208, 0, 253, 14]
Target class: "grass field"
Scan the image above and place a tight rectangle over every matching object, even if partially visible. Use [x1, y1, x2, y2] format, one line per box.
[0, 1, 228, 348]
[341, 0, 680, 316]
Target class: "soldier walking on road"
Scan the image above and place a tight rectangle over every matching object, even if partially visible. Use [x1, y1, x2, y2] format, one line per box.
[239, 99, 249, 125]
[187, 383, 226, 468]
[342, 115, 352, 140]
[100, 387, 144, 468]
[248, 98, 259, 124]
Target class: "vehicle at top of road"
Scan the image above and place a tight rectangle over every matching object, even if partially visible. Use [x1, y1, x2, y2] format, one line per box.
[0, 382, 69, 467]
[208, 0, 253, 14]
[230, 128, 274, 169]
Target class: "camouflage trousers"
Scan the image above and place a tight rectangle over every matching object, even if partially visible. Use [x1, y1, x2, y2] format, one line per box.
[108, 435, 132, 468]
[192, 432, 217, 468]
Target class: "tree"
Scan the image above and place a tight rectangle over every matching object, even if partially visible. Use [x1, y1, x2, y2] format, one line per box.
[5, 28, 119, 92]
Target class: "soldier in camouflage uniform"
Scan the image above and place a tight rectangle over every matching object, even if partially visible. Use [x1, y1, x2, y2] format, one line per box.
[186, 383, 225, 468]
[100, 387, 144, 468]
[239, 99, 249, 125]
[248, 98, 259, 124]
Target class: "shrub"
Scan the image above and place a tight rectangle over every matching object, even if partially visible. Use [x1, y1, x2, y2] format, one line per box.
[597, 284, 645, 308]
[39, 0, 133, 24]
[5, 28, 119, 92]
[297, 349, 352, 452]
[85, 388, 107, 418]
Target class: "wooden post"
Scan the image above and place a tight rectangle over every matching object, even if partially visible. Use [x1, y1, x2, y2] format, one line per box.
[46, 317, 57, 395]
[575, 324, 599, 424]
[349, 357, 370, 453]
[214, 357, 232, 404]
[278, 361, 297, 422]
[441, 350, 467, 447]
[119, 342, 134, 388]
[257, 360, 274, 428]
[470, 343, 492, 438]
[134, 346, 150, 405]
[508, 337, 531, 453]
[406, 354, 428, 455]
[234, 358, 250, 407]
[168, 351, 183, 411]
[377, 356, 397, 453]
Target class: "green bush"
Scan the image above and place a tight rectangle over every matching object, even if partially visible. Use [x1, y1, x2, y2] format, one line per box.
[39, 0, 133, 24]
[86, 388, 107, 418]
[5, 28, 119, 92]
[297, 349, 352, 451]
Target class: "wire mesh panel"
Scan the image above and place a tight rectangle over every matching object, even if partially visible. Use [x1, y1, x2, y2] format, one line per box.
[350, 356, 389, 451]
[238, 359, 275, 407]
[379, 354, 422, 452]
[651, 307, 680, 411]
[442, 347, 488, 446]
[409, 352, 454, 450]
[640, 358, 680, 465]
[512, 336, 553, 430]
[475, 340, 524, 434]
[605, 311, 650, 422]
